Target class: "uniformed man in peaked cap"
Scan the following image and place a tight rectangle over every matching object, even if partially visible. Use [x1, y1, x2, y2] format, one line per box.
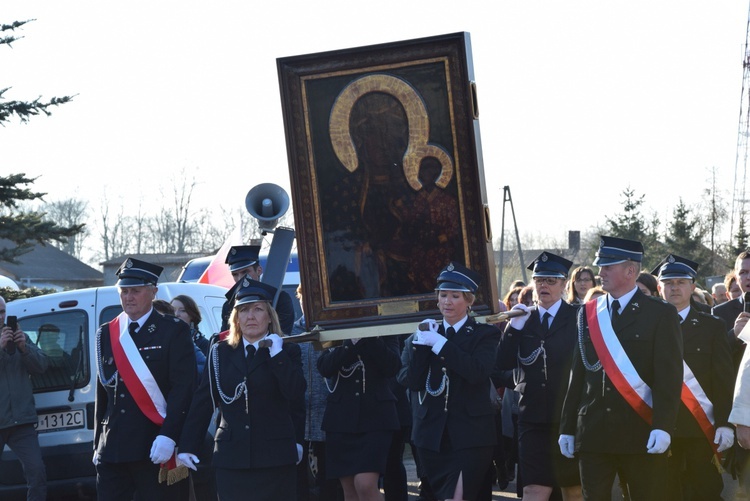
[498, 252, 582, 500]
[94, 258, 196, 501]
[559, 236, 683, 501]
[652, 254, 733, 500]
[219, 245, 295, 335]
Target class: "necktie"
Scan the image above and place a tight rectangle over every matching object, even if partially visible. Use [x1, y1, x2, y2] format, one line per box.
[446, 326, 456, 340]
[129, 322, 138, 336]
[540, 312, 551, 336]
[611, 300, 621, 323]
[246, 345, 256, 372]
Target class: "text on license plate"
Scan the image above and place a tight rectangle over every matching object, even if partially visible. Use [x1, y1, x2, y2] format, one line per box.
[36, 410, 85, 433]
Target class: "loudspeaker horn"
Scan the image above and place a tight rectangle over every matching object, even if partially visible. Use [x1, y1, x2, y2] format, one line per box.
[245, 183, 290, 233]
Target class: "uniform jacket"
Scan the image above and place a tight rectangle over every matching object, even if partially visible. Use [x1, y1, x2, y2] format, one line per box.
[712, 297, 746, 368]
[404, 317, 501, 452]
[220, 283, 295, 335]
[317, 336, 400, 434]
[179, 340, 305, 469]
[676, 307, 733, 438]
[94, 311, 196, 462]
[0, 335, 48, 429]
[497, 301, 579, 424]
[560, 291, 684, 454]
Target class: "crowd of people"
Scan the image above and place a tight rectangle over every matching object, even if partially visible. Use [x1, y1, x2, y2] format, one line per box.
[10, 234, 750, 500]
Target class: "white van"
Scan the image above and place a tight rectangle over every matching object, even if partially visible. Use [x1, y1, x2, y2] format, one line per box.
[1, 282, 227, 500]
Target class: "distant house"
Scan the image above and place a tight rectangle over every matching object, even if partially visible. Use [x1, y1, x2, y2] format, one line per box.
[101, 253, 208, 286]
[0, 239, 103, 291]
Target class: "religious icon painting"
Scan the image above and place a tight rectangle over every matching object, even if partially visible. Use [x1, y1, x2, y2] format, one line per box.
[278, 32, 498, 329]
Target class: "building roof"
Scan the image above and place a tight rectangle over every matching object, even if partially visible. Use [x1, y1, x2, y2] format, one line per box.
[0, 239, 103, 288]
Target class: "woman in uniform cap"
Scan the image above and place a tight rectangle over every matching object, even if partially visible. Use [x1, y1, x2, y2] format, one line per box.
[404, 262, 502, 501]
[498, 252, 582, 501]
[176, 277, 305, 501]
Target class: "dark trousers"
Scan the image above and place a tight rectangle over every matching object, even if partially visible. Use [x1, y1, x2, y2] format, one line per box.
[579, 452, 668, 501]
[384, 427, 408, 501]
[0, 423, 46, 501]
[667, 437, 723, 501]
[96, 459, 187, 501]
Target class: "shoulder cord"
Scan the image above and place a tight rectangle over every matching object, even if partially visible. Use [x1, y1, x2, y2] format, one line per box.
[578, 306, 602, 372]
[96, 328, 118, 391]
[325, 355, 364, 394]
[210, 343, 249, 414]
[418, 365, 450, 412]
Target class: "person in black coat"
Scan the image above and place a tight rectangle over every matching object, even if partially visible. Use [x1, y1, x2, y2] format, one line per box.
[219, 245, 295, 334]
[317, 333, 401, 501]
[559, 237, 683, 501]
[712, 249, 750, 487]
[177, 278, 306, 501]
[404, 262, 501, 501]
[497, 252, 581, 501]
[94, 258, 197, 501]
[652, 254, 734, 500]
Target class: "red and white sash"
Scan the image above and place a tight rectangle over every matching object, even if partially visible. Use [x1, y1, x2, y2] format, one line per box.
[109, 312, 167, 426]
[681, 361, 720, 456]
[586, 296, 653, 424]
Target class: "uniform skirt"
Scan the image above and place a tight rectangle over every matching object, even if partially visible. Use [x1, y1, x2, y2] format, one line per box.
[325, 430, 393, 478]
[417, 438, 494, 500]
[215, 464, 296, 501]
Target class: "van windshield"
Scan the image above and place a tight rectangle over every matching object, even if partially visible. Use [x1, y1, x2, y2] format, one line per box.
[19, 310, 90, 393]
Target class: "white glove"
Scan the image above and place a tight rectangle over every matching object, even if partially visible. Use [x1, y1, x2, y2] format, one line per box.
[177, 452, 200, 471]
[296, 443, 303, 465]
[92, 451, 101, 466]
[646, 429, 671, 454]
[420, 319, 439, 333]
[714, 426, 735, 452]
[508, 304, 531, 330]
[558, 434, 575, 458]
[413, 329, 447, 354]
[266, 333, 283, 358]
[150, 434, 176, 464]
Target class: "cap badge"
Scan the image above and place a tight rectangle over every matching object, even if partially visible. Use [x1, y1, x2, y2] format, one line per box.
[541, 253, 548, 262]
[600, 238, 605, 247]
[125, 258, 133, 269]
[231, 248, 237, 256]
[447, 263, 455, 271]
[667, 255, 675, 263]
[242, 277, 250, 287]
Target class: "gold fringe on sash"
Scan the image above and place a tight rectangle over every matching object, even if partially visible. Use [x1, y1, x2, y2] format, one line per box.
[159, 464, 190, 485]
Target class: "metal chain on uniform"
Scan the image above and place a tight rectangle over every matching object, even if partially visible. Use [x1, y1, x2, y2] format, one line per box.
[517, 341, 548, 380]
[209, 343, 249, 414]
[576, 306, 608, 394]
[325, 354, 365, 394]
[418, 366, 450, 411]
[95, 328, 118, 387]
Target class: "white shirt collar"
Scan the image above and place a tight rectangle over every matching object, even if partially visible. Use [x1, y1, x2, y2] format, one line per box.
[129, 308, 154, 330]
[609, 286, 639, 313]
[443, 315, 469, 332]
[538, 299, 562, 318]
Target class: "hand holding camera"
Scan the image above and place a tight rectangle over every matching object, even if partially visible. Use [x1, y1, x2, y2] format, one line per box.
[3, 316, 20, 354]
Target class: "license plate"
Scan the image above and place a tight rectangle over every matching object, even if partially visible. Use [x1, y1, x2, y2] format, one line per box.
[36, 409, 85, 433]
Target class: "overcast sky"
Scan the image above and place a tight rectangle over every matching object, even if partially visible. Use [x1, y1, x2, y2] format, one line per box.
[4, 1, 749, 261]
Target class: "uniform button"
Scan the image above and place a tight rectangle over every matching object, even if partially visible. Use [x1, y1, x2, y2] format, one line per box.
[635, 334, 640, 338]
[440, 357, 445, 361]
[355, 392, 360, 397]
[606, 408, 611, 412]
[541, 383, 546, 388]
[606, 387, 611, 392]
[355, 379, 360, 384]
[119, 394, 125, 398]
[245, 425, 250, 430]
[120, 409, 126, 414]
[697, 348, 701, 352]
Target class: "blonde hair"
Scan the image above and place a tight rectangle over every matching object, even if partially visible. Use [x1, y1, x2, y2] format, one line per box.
[227, 301, 282, 348]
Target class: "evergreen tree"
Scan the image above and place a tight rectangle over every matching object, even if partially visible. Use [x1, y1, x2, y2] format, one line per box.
[1, 20, 81, 264]
[604, 187, 664, 270]
[664, 199, 712, 282]
[732, 212, 749, 258]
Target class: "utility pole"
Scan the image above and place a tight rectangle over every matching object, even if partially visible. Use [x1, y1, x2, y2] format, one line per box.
[498, 186, 526, 294]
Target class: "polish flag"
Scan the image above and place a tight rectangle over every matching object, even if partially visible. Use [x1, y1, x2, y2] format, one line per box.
[197, 227, 242, 289]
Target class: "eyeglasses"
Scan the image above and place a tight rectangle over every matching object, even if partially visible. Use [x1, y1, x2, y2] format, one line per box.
[575, 277, 593, 283]
[533, 277, 560, 286]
